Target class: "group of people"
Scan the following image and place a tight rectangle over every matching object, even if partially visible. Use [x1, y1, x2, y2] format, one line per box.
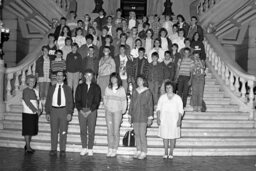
[21, 8, 207, 159]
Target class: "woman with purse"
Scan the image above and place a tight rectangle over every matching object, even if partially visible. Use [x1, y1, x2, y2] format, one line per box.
[128, 75, 154, 160]
[104, 72, 127, 157]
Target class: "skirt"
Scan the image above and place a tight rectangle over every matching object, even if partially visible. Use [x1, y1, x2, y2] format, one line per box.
[22, 113, 39, 136]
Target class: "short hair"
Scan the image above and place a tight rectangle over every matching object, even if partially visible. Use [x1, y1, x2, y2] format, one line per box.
[77, 19, 84, 24]
[75, 27, 83, 34]
[60, 17, 67, 21]
[138, 47, 145, 53]
[84, 14, 91, 21]
[55, 49, 63, 55]
[54, 70, 66, 77]
[88, 46, 95, 50]
[143, 22, 150, 28]
[136, 75, 148, 87]
[48, 33, 55, 39]
[84, 69, 95, 75]
[41, 45, 49, 51]
[104, 46, 111, 51]
[116, 8, 122, 13]
[146, 29, 154, 38]
[135, 38, 142, 45]
[65, 37, 72, 44]
[26, 74, 36, 85]
[151, 52, 159, 58]
[102, 26, 109, 32]
[116, 27, 123, 33]
[108, 72, 122, 90]
[164, 81, 174, 92]
[154, 38, 162, 48]
[120, 33, 127, 39]
[178, 28, 185, 34]
[158, 28, 168, 37]
[72, 43, 79, 48]
[86, 34, 94, 41]
[172, 43, 179, 49]
[184, 47, 191, 53]
[173, 24, 178, 29]
[119, 45, 126, 50]
[191, 16, 198, 21]
[165, 50, 171, 56]
[184, 38, 191, 44]
[107, 15, 113, 20]
[105, 35, 113, 43]
[177, 14, 185, 22]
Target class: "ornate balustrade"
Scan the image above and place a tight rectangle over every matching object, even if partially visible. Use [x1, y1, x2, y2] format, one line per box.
[197, 0, 221, 16]
[204, 34, 256, 119]
[53, 0, 72, 12]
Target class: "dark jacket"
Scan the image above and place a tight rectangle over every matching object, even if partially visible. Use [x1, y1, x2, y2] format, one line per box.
[82, 55, 99, 75]
[45, 84, 74, 115]
[147, 62, 164, 83]
[35, 55, 53, 78]
[75, 82, 101, 112]
[114, 55, 134, 79]
[78, 44, 99, 59]
[66, 52, 83, 73]
[162, 61, 176, 81]
[133, 57, 149, 79]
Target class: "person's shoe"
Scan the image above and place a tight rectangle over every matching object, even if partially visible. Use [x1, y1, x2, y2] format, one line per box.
[88, 149, 93, 156]
[60, 151, 66, 157]
[169, 155, 174, 159]
[80, 148, 88, 156]
[110, 149, 117, 157]
[24, 145, 27, 151]
[133, 151, 141, 159]
[138, 152, 147, 160]
[163, 155, 168, 159]
[106, 149, 112, 157]
[49, 150, 57, 156]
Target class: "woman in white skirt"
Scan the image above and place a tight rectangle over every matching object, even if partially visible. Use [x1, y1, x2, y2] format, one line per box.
[156, 81, 184, 159]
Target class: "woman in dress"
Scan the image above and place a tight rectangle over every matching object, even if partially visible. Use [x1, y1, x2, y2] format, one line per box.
[104, 73, 127, 157]
[156, 81, 184, 159]
[22, 75, 42, 153]
[128, 75, 154, 160]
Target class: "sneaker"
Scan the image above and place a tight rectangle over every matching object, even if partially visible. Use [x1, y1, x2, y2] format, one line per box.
[49, 150, 57, 156]
[80, 148, 88, 156]
[106, 149, 112, 157]
[60, 151, 66, 157]
[138, 152, 147, 160]
[110, 149, 117, 157]
[133, 151, 141, 159]
[88, 149, 93, 156]
[169, 155, 174, 159]
[163, 155, 168, 159]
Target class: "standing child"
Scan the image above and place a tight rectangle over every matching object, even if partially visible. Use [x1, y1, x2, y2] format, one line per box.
[61, 37, 72, 61]
[72, 28, 86, 48]
[66, 43, 83, 98]
[51, 50, 66, 85]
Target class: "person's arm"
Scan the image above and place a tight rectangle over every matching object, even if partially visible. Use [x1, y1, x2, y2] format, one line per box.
[120, 88, 127, 114]
[147, 90, 154, 126]
[177, 95, 185, 127]
[90, 85, 102, 112]
[45, 86, 53, 115]
[66, 86, 74, 116]
[75, 84, 83, 112]
[110, 58, 116, 73]
[156, 95, 162, 126]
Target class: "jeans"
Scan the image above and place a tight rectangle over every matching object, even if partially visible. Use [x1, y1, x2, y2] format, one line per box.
[191, 75, 205, 107]
[67, 72, 80, 98]
[105, 111, 123, 150]
[78, 110, 97, 149]
[133, 122, 147, 153]
[148, 81, 160, 106]
[177, 75, 190, 107]
[38, 82, 50, 100]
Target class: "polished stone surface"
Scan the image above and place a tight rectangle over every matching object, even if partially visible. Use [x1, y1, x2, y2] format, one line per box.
[0, 147, 256, 171]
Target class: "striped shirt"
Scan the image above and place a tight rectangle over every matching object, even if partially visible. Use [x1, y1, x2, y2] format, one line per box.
[178, 58, 194, 76]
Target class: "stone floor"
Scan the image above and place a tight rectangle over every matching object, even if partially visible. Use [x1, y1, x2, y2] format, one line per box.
[0, 147, 256, 171]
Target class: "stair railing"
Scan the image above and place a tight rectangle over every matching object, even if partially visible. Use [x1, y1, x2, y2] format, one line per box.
[197, 0, 221, 16]
[204, 34, 256, 120]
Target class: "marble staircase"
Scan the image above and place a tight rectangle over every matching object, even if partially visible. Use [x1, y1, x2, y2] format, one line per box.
[0, 72, 256, 156]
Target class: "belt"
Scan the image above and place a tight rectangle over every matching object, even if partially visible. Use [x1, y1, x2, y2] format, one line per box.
[52, 106, 66, 109]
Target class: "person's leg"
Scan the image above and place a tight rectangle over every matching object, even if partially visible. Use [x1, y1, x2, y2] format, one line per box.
[105, 111, 114, 155]
[45, 82, 50, 99]
[148, 81, 154, 104]
[78, 111, 88, 149]
[24, 136, 31, 150]
[153, 81, 160, 105]
[112, 112, 122, 156]
[59, 108, 68, 152]
[138, 122, 148, 159]
[198, 77, 205, 110]
[177, 76, 184, 98]
[182, 76, 190, 107]
[73, 72, 80, 98]
[50, 108, 59, 151]
[191, 77, 197, 111]
[163, 139, 169, 157]
[87, 111, 97, 150]
[67, 72, 73, 89]
[169, 139, 176, 157]
[133, 123, 142, 158]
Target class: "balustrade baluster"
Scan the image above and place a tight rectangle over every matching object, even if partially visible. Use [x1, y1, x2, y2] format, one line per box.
[199, 1, 204, 14]
[32, 62, 36, 75]
[229, 72, 235, 91]
[14, 71, 21, 96]
[240, 78, 247, 102]
[234, 75, 241, 96]
[248, 80, 255, 109]
[221, 62, 225, 80]
[27, 65, 32, 75]
[204, 0, 209, 12]
[21, 69, 26, 88]
[6, 74, 13, 100]
[225, 67, 229, 85]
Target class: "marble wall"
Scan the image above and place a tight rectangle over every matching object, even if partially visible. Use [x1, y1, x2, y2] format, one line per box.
[76, 0, 192, 20]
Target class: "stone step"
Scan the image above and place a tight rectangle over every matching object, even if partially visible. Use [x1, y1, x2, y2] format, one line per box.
[4, 115, 254, 128]
[0, 138, 256, 156]
[3, 119, 255, 134]
[1, 130, 256, 147]
[5, 111, 250, 122]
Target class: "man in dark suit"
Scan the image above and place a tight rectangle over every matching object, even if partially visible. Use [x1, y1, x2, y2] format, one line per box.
[45, 71, 73, 157]
[75, 69, 101, 156]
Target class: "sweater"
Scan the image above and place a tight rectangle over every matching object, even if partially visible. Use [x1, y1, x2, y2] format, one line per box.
[104, 86, 127, 113]
[129, 88, 153, 123]
[66, 52, 83, 73]
[22, 88, 40, 114]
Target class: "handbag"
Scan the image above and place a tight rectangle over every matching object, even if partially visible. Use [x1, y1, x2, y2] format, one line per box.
[123, 130, 135, 147]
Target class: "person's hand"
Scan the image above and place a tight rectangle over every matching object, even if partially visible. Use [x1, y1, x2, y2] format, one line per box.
[177, 118, 182, 127]
[147, 118, 153, 127]
[188, 79, 192, 86]
[157, 118, 161, 126]
[37, 109, 42, 116]
[67, 114, 72, 122]
[46, 114, 50, 121]
[85, 110, 91, 117]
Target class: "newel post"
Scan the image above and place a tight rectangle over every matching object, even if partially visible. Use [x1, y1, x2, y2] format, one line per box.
[0, 59, 5, 129]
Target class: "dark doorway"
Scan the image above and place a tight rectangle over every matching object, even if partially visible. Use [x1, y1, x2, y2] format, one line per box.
[120, 0, 147, 18]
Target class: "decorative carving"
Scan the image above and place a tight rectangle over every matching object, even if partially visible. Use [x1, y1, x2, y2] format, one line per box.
[92, 0, 105, 14]
[162, 0, 174, 16]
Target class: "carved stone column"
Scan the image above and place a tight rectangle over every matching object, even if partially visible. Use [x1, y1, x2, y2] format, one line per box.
[0, 59, 5, 129]
[162, 0, 174, 16]
[248, 19, 256, 76]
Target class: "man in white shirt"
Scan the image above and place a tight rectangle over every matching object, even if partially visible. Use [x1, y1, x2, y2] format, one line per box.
[45, 71, 73, 157]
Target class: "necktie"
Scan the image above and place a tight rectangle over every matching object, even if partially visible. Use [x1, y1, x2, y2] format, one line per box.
[57, 85, 61, 106]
